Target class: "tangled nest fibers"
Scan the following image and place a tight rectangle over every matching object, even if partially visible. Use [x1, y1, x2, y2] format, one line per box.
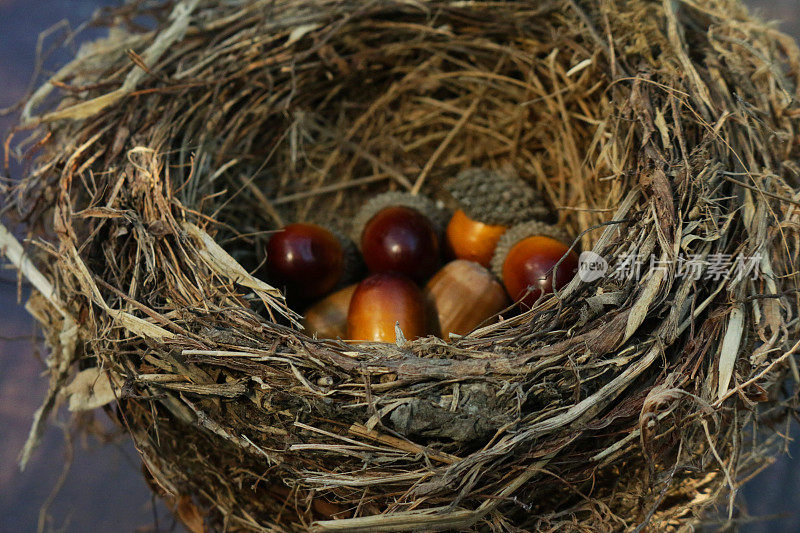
[4, 0, 800, 530]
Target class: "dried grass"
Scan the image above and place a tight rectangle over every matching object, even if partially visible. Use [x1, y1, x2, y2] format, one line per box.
[3, 0, 800, 531]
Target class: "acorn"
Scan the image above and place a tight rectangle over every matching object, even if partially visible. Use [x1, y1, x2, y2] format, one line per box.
[352, 192, 447, 283]
[347, 272, 427, 343]
[491, 221, 578, 308]
[302, 284, 357, 339]
[266, 223, 355, 301]
[445, 209, 506, 268]
[445, 168, 552, 267]
[424, 260, 510, 339]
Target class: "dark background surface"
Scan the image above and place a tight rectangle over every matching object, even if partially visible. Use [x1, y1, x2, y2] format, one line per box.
[2, 1, 800, 532]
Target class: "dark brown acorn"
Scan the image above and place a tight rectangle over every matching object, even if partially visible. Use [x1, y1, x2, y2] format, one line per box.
[353, 192, 447, 283]
[266, 223, 344, 300]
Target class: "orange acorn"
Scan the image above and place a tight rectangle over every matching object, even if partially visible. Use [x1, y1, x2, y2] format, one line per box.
[346, 272, 427, 343]
[445, 209, 507, 267]
[445, 168, 551, 267]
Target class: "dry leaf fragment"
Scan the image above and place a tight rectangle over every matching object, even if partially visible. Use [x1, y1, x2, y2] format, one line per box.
[717, 306, 744, 400]
[63, 367, 118, 411]
[177, 494, 206, 533]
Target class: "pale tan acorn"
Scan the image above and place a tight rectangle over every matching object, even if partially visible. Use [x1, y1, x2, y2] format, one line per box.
[302, 284, 357, 339]
[424, 259, 510, 340]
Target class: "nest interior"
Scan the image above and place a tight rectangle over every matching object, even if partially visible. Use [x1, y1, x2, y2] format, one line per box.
[4, 0, 800, 531]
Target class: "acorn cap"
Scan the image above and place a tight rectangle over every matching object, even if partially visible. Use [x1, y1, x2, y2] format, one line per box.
[445, 168, 552, 226]
[327, 225, 364, 286]
[351, 191, 450, 243]
[490, 220, 576, 280]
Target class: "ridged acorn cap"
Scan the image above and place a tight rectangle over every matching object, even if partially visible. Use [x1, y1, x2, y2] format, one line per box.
[351, 191, 450, 243]
[445, 168, 552, 226]
[490, 220, 576, 280]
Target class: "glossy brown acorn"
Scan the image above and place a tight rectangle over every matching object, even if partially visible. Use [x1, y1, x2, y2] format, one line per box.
[360, 206, 440, 282]
[446, 209, 507, 267]
[302, 284, 357, 339]
[346, 272, 426, 343]
[501, 235, 579, 308]
[266, 223, 344, 300]
[424, 260, 509, 339]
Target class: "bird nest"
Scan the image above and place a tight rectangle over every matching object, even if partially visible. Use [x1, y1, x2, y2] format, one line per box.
[3, 0, 800, 531]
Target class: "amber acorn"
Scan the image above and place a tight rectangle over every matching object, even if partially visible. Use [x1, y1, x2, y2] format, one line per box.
[491, 221, 578, 308]
[346, 272, 427, 343]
